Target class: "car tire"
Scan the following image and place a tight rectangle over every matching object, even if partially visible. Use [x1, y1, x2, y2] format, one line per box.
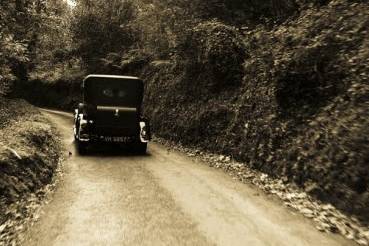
[77, 140, 88, 155]
[134, 142, 147, 154]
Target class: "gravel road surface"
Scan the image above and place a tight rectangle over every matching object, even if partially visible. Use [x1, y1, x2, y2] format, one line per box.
[22, 110, 351, 246]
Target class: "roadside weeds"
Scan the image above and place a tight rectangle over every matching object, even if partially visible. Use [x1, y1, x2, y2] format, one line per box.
[0, 158, 64, 246]
[0, 101, 63, 246]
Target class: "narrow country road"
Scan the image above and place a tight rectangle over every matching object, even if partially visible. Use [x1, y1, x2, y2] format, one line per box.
[21, 110, 351, 246]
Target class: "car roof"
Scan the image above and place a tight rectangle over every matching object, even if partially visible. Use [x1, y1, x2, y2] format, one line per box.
[83, 75, 143, 88]
[84, 74, 141, 81]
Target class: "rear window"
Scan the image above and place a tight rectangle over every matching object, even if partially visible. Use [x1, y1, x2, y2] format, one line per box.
[102, 88, 127, 98]
[84, 78, 143, 107]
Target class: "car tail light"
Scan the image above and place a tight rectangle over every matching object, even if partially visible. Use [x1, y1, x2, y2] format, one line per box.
[139, 121, 150, 142]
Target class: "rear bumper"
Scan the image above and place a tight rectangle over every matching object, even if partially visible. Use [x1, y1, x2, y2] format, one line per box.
[89, 135, 138, 143]
[79, 130, 150, 144]
[75, 112, 151, 143]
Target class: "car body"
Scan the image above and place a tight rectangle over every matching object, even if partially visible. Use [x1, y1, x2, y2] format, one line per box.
[74, 74, 151, 154]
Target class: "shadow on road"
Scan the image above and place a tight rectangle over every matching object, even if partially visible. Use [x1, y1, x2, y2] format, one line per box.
[72, 141, 152, 158]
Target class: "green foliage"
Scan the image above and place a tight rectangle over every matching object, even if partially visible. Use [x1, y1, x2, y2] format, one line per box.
[0, 1, 30, 95]
[141, 0, 369, 221]
[179, 20, 246, 89]
[70, 0, 137, 72]
[183, 0, 299, 24]
[0, 0, 71, 96]
[100, 49, 151, 74]
[0, 35, 28, 96]
[222, 1, 369, 221]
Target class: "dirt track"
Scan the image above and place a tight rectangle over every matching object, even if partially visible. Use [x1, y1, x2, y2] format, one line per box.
[21, 110, 351, 245]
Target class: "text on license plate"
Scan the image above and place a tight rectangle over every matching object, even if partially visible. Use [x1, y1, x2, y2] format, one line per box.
[104, 136, 131, 142]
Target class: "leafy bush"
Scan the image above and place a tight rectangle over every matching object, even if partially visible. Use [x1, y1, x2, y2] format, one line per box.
[178, 20, 246, 89]
[0, 35, 29, 96]
[99, 49, 152, 75]
[70, 0, 137, 72]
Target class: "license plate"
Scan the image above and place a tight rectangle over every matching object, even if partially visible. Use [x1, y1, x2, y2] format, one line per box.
[104, 136, 130, 142]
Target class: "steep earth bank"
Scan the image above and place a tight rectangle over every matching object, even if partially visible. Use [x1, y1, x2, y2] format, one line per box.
[0, 99, 61, 233]
[141, 1, 369, 223]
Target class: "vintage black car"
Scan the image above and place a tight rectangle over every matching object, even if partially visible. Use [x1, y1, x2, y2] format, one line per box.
[74, 75, 151, 154]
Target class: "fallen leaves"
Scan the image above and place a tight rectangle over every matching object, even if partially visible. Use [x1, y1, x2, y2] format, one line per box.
[156, 136, 369, 245]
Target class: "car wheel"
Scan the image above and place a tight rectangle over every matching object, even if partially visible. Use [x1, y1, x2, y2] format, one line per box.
[134, 142, 147, 154]
[77, 140, 88, 155]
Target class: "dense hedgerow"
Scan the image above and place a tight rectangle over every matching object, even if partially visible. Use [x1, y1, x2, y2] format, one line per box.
[178, 20, 246, 89]
[141, 0, 369, 222]
[236, 0, 369, 220]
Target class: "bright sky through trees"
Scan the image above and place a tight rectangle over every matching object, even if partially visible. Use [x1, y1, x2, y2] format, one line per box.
[65, 0, 76, 8]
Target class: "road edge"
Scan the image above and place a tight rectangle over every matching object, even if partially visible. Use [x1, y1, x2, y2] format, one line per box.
[154, 137, 369, 245]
